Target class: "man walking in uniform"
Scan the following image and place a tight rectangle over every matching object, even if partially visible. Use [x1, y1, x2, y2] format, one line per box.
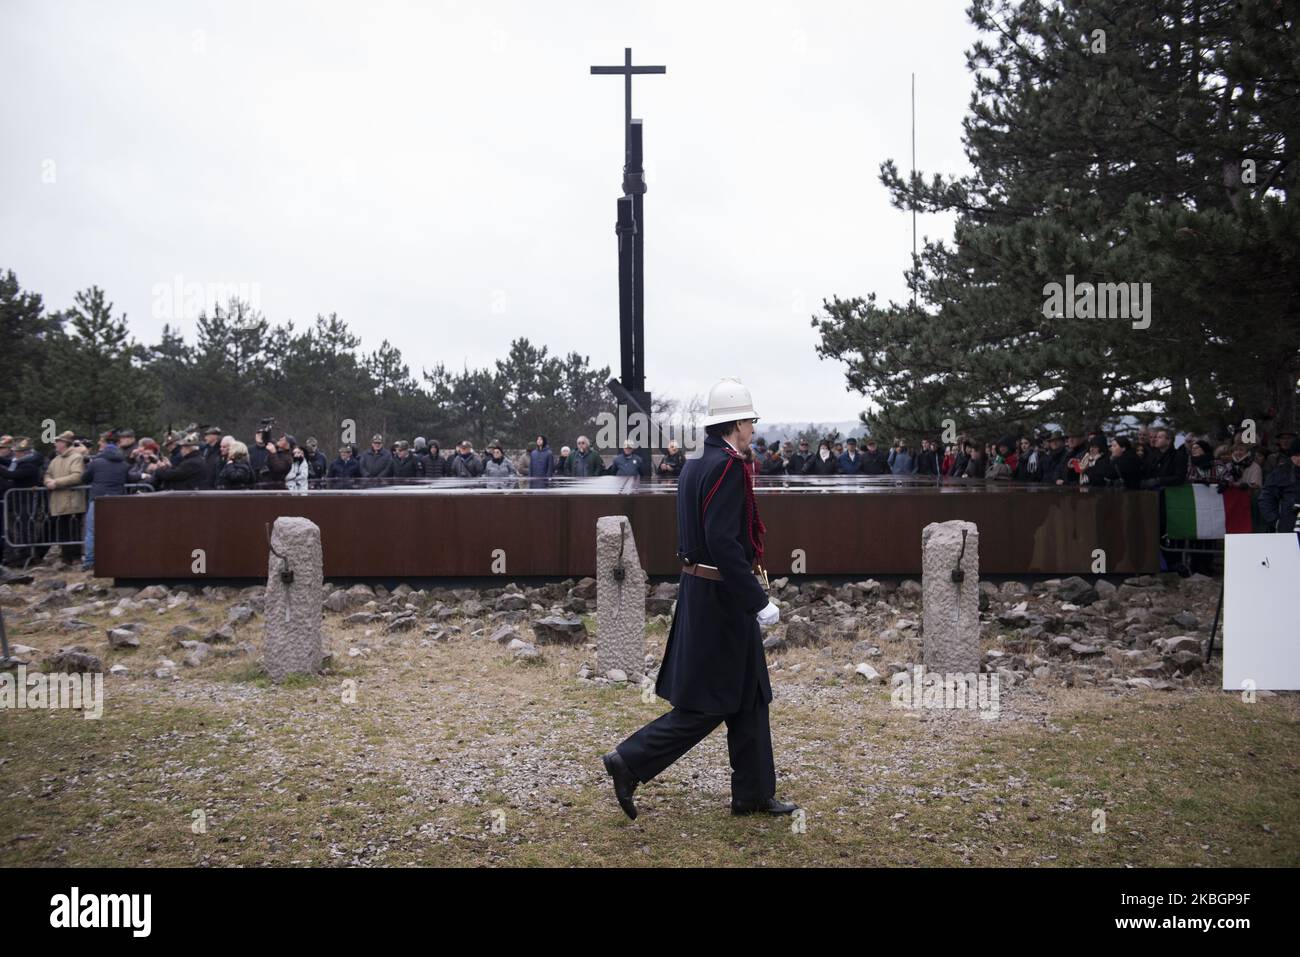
[602, 378, 798, 818]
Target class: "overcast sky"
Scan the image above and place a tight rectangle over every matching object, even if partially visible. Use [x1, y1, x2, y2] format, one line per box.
[1, 0, 977, 424]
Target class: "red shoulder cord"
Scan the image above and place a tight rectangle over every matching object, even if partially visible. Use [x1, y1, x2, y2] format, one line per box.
[701, 448, 766, 562]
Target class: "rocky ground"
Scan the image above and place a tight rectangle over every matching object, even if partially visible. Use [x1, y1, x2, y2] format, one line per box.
[0, 558, 1296, 867]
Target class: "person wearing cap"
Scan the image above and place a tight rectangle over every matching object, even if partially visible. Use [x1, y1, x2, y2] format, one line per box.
[860, 437, 890, 475]
[151, 433, 207, 490]
[392, 440, 421, 479]
[326, 444, 361, 488]
[449, 440, 483, 477]
[1040, 430, 1069, 484]
[122, 438, 156, 484]
[787, 438, 813, 475]
[837, 437, 863, 475]
[248, 426, 269, 477]
[359, 433, 395, 482]
[168, 432, 188, 467]
[607, 440, 643, 477]
[300, 437, 327, 481]
[603, 377, 797, 820]
[115, 428, 136, 457]
[1259, 437, 1300, 533]
[199, 426, 224, 488]
[3, 437, 44, 490]
[41, 430, 88, 563]
[483, 441, 517, 479]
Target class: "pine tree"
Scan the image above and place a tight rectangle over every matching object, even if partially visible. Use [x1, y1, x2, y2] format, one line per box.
[813, 0, 1300, 442]
[43, 286, 160, 437]
[0, 269, 64, 435]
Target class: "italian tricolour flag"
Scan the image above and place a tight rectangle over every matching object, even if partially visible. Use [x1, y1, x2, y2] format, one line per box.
[1164, 485, 1253, 539]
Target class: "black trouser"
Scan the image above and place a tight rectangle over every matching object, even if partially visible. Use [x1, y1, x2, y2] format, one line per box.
[615, 693, 776, 804]
[31, 513, 83, 563]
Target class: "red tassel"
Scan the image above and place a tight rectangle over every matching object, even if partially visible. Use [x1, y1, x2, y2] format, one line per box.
[707, 446, 766, 563]
[737, 451, 765, 562]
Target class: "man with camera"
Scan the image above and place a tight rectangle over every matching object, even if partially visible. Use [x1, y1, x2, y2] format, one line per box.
[261, 434, 296, 489]
[249, 418, 276, 479]
[152, 434, 206, 490]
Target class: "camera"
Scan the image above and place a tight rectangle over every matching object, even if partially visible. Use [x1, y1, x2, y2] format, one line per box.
[1217, 459, 1245, 492]
[255, 416, 276, 446]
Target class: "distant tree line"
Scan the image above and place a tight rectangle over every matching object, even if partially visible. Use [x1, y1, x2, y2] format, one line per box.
[0, 269, 614, 450]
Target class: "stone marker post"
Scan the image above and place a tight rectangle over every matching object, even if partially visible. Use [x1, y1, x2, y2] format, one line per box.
[921, 520, 980, 675]
[595, 515, 645, 679]
[263, 516, 323, 682]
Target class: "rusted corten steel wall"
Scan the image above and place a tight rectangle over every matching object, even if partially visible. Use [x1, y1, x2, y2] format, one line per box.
[94, 478, 1158, 579]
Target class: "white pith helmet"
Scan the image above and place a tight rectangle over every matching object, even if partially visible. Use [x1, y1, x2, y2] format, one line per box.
[700, 377, 759, 427]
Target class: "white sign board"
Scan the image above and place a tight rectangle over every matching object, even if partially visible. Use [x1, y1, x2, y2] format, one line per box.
[1223, 533, 1300, 691]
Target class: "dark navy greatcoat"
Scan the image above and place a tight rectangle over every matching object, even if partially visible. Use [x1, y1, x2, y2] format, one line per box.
[655, 434, 772, 715]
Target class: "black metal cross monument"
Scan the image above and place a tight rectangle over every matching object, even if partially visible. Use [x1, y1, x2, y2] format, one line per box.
[591, 47, 665, 421]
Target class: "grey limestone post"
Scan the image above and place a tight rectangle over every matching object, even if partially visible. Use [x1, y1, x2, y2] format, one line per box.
[262, 516, 324, 682]
[921, 520, 980, 675]
[595, 515, 645, 679]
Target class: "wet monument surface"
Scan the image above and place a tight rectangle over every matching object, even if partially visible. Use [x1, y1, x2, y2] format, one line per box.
[94, 474, 1158, 580]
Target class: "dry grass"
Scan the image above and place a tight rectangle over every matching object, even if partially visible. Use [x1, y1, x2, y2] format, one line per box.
[1, 589, 1297, 867]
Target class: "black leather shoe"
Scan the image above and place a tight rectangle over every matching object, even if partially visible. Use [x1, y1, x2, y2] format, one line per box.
[731, 796, 799, 815]
[602, 750, 640, 820]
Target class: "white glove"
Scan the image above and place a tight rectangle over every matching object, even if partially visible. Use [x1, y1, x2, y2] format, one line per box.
[756, 600, 780, 627]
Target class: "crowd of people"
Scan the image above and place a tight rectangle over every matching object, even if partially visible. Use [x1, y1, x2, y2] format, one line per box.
[2, 419, 1298, 570]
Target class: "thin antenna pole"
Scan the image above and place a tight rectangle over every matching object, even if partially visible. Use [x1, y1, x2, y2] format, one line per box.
[911, 72, 917, 310]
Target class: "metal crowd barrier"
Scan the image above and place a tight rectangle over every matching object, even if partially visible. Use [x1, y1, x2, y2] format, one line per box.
[1, 484, 154, 555]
